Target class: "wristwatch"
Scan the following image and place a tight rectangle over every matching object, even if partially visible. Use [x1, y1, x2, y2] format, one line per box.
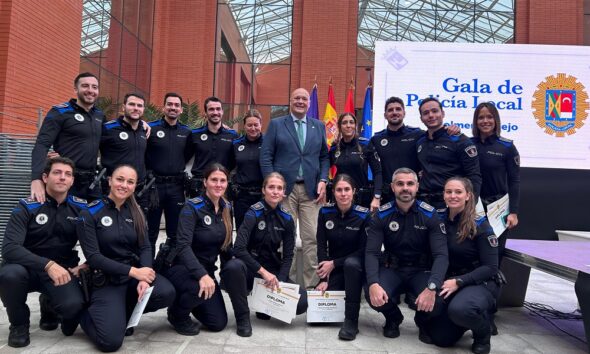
[427, 282, 437, 291]
[374, 194, 381, 199]
[455, 278, 464, 288]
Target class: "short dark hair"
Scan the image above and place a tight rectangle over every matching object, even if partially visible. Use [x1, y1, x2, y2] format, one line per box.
[124, 92, 146, 105]
[384, 96, 404, 111]
[164, 92, 183, 106]
[204, 96, 222, 111]
[418, 97, 443, 114]
[43, 157, 75, 176]
[74, 72, 98, 87]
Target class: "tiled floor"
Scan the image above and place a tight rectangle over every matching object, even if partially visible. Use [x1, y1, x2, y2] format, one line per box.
[0, 235, 587, 353]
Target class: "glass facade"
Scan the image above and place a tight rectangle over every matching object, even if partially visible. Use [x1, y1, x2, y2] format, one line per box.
[215, 0, 293, 126]
[80, 0, 155, 118]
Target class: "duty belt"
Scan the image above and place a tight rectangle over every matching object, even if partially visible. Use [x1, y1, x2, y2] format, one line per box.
[238, 185, 262, 192]
[155, 174, 184, 183]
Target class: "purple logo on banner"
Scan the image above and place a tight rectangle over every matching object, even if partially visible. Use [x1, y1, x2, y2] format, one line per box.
[383, 48, 408, 70]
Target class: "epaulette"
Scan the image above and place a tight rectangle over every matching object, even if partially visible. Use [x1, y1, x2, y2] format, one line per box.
[358, 137, 370, 145]
[251, 201, 264, 210]
[192, 126, 207, 133]
[497, 136, 513, 147]
[321, 204, 337, 214]
[148, 120, 162, 127]
[51, 102, 74, 115]
[104, 120, 121, 130]
[19, 198, 42, 211]
[178, 122, 190, 130]
[188, 197, 204, 205]
[52, 102, 69, 109]
[87, 199, 105, 215]
[67, 195, 88, 209]
[352, 205, 370, 220]
[418, 201, 435, 218]
[278, 204, 292, 221]
[377, 202, 396, 219]
[233, 136, 245, 145]
[447, 131, 461, 142]
[373, 129, 387, 137]
[475, 215, 487, 227]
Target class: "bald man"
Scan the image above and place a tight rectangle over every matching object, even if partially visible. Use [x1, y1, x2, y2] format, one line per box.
[260, 88, 329, 289]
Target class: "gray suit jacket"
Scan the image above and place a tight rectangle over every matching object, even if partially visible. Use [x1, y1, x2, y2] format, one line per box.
[260, 115, 329, 197]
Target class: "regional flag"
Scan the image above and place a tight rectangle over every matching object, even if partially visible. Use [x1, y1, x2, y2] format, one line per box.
[309, 83, 320, 120]
[324, 84, 338, 146]
[344, 83, 355, 114]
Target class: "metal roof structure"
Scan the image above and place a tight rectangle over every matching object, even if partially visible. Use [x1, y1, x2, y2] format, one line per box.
[358, 0, 514, 50]
[81, 0, 112, 56]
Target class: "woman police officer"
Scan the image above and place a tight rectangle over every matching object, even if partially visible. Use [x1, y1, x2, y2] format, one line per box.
[315, 174, 370, 340]
[329, 113, 383, 210]
[162, 163, 238, 335]
[425, 177, 500, 354]
[223, 172, 308, 336]
[79, 164, 175, 352]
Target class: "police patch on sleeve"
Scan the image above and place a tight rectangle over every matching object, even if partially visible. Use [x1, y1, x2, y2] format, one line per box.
[389, 221, 399, 231]
[101, 216, 113, 227]
[440, 223, 446, 234]
[36, 213, 48, 225]
[325, 220, 335, 230]
[258, 220, 266, 230]
[203, 215, 212, 225]
[487, 235, 499, 247]
[74, 113, 85, 122]
[514, 155, 520, 166]
[465, 145, 478, 158]
[156, 130, 165, 138]
[119, 132, 129, 140]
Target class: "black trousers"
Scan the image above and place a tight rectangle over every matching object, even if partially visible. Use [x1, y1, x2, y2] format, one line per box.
[325, 256, 364, 321]
[71, 174, 102, 201]
[0, 264, 85, 327]
[427, 281, 499, 347]
[163, 264, 228, 332]
[364, 266, 444, 326]
[233, 189, 262, 230]
[79, 275, 175, 352]
[222, 258, 308, 318]
[147, 181, 185, 257]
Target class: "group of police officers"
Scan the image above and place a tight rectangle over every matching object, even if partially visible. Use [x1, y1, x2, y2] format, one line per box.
[0, 72, 519, 354]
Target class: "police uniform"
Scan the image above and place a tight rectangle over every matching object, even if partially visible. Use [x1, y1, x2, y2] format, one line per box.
[370, 125, 422, 204]
[78, 198, 175, 352]
[224, 201, 307, 326]
[0, 196, 86, 346]
[426, 213, 499, 352]
[329, 137, 383, 207]
[472, 134, 520, 255]
[364, 200, 448, 334]
[416, 129, 482, 209]
[316, 203, 369, 338]
[188, 125, 238, 197]
[230, 134, 264, 228]
[163, 196, 234, 332]
[145, 118, 192, 254]
[31, 99, 105, 200]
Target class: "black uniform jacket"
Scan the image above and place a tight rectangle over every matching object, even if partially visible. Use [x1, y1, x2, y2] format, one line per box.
[316, 203, 370, 267]
[31, 99, 104, 180]
[146, 118, 192, 176]
[329, 137, 383, 195]
[189, 125, 238, 178]
[230, 134, 264, 187]
[2, 195, 87, 271]
[174, 196, 232, 280]
[233, 200, 295, 282]
[100, 117, 148, 181]
[472, 135, 520, 213]
[79, 198, 152, 282]
[417, 128, 482, 197]
[365, 200, 448, 288]
[444, 212, 498, 287]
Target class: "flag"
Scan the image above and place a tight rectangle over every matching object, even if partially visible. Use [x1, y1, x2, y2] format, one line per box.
[308, 83, 320, 120]
[344, 82, 355, 114]
[323, 83, 338, 146]
[362, 85, 373, 180]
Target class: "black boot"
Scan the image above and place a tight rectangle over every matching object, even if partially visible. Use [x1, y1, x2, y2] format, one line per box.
[472, 322, 492, 354]
[8, 324, 30, 348]
[490, 317, 498, 336]
[235, 313, 252, 337]
[383, 315, 403, 338]
[255, 312, 271, 320]
[39, 293, 59, 331]
[61, 316, 79, 336]
[338, 319, 359, 340]
[168, 313, 200, 336]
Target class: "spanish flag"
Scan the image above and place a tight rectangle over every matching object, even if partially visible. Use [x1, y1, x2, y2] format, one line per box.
[323, 83, 338, 146]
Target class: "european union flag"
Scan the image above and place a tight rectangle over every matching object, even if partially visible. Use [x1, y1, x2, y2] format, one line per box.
[362, 85, 373, 180]
[308, 84, 319, 120]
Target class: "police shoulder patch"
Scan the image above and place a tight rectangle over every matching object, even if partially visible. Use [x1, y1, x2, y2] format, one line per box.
[358, 137, 369, 145]
[378, 202, 393, 212]
[487, 235, 499, 248]
[87, 199, 101, 207]
[279, 205, 292, 221]
[251, 201, 264, 211]
[68, 195, 88, 208]
[53, 102, 69, 108]
[354, 205, 369, 213]
[419, 201, 434, 212]
[475, 215, 487, 227]
[188, 197, 204, 205]
[20, 198, 42, 210]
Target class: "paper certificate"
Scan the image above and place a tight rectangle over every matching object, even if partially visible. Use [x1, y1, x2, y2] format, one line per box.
[249, 278, 300, 324]
[486, 194, 510, 237]
[306, 290, 346, 323]
[126, 286, 154, 328]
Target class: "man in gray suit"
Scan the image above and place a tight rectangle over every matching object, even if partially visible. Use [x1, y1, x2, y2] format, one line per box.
[260, 87, 329, 289]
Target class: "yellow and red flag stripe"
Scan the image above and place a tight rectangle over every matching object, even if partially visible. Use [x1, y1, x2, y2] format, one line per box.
[323, 83, 338, 147]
